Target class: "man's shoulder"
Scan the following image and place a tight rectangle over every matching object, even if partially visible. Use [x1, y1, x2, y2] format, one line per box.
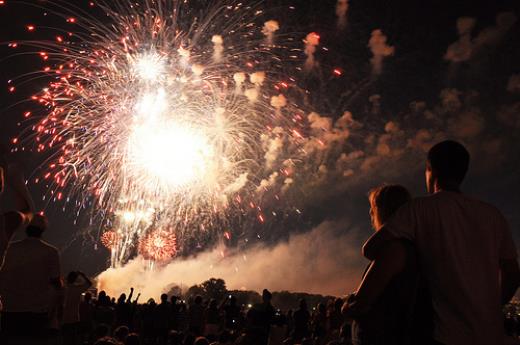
[37, 239, 59, 252]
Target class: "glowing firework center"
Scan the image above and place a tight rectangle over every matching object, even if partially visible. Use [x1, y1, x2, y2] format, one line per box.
[27, 1, 301, 267]
[122, 52, 223, 195]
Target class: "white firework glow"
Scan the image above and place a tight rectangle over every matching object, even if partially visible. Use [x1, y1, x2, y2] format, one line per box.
[17, 0, 305, 265]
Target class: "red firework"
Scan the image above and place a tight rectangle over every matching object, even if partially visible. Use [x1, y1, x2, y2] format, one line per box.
[101, 230, 119, 249]
[139, 231, 177, 262]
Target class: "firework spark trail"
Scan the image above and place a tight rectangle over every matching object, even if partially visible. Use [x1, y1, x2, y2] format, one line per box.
[11, 0, 307, 265]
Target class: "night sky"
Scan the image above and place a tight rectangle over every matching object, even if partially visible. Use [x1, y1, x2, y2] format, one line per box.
[0, 0, 519, 296]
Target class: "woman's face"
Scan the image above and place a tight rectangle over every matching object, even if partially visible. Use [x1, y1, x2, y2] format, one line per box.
[369, 202, 381, 231]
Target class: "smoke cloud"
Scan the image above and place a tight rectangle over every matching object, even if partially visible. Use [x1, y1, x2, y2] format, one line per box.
[97, 220, 367, 299]
[445, 12, 517, 63]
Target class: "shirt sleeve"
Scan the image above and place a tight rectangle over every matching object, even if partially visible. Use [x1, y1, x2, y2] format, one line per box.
[497, 213, 517, 261]
[382, 201, 417, 241]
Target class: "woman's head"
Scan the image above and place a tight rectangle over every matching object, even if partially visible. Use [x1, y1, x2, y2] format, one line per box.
[368, 184, 411, 230]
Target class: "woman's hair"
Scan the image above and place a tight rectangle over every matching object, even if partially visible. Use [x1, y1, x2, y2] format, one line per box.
[368, 184, 411, 230]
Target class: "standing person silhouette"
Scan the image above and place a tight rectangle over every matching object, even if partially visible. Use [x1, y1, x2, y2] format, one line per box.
[0, 214, 62, 341]
[353, 140, 520, 345]
[348, 184, 433, 345]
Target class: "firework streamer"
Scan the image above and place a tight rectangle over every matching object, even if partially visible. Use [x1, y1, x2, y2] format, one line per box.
[233, 72, 246, 94]
[262, 20, 279, 46]
[245, 72, 266, 103]
[368, 29, 394, 76]
[271, 94, 287, 117]
[304, 32, 320, 72]
[336, 0, 349, 30]
[211, 35, 224, 63]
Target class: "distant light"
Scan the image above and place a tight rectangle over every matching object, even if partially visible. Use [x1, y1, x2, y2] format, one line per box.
[333, 68, 342, 76]
[27, 25, 35, 31]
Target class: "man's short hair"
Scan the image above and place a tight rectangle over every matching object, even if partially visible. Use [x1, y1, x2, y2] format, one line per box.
[26, 214, 48, 237]
[427, 140, 470, 185]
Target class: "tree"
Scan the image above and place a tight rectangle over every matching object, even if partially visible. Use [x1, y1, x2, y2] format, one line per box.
[201, 278, 227, 301]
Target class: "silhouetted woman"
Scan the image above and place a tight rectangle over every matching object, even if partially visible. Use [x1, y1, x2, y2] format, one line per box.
[345, 184, 432, 345]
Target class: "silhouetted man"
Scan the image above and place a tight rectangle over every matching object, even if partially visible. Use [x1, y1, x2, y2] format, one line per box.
[0, 214, 62, 338]
[352, 140, 520, 345]
[248, 289, 275, 345]
[63, 271, 92, 344]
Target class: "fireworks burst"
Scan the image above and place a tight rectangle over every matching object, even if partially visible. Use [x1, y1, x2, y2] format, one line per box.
[139, 231, 177, 262]
[101, 230, 119, 249]
[11, 0, 306, 265]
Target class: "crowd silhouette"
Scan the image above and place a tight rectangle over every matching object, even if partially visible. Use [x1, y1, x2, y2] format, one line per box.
[0, 140, 519, 345]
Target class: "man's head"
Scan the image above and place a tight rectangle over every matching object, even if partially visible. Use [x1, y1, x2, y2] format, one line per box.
[26, 214, 48, 238]
[426, 140, 470, 194]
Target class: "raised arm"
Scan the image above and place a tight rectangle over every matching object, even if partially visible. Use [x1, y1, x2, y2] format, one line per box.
[78, 271, 93, 289]
[3, 163, 34, 234]
[127, 287, 134, 302]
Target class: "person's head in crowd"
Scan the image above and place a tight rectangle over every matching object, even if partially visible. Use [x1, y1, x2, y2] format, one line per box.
[334, 297, 343, 312]
[84, 292, 92, 303]
[318, 302, 326, 314]
[426, 140, 470, 194]
[94, 324, 110, 340]
[299, 298, 307, 311]
[262, 289, 272, 303]
[208, 299, 217, 309]
[118, 293, 127, 304]
[218, 330, 232, 344]
[26, 213, 48, 238]
[147, 297, 156, 305]
[94, 337, 119, 345]
[168, 330, 183, 345]
[161, 293, 168, 303]
[194, 295, 203, 305]
[66, 271, 79, 285]
[183, 333, 196, 345]
[368, 184, 411, 231]
[229, 295, 237, 306]
[170, 295, 178, 305]
[125, 333, 140, 345]
[194, 337, 210, 345]
[114, 325, 130, 342]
